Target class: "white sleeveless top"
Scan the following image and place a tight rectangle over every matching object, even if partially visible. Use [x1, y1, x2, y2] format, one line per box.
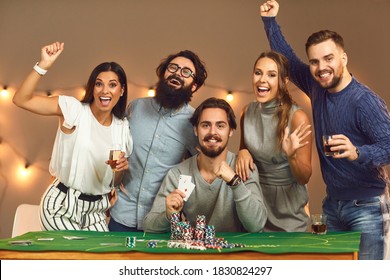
[49, 96, 132, 195]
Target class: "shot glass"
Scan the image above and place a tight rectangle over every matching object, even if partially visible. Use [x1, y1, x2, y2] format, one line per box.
[311, 214, 327, 235]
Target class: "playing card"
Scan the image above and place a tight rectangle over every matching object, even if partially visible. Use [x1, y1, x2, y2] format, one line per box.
[178, 175, 192, 186]
[181, 182, 195, 201]
[178, 175, 195, 201]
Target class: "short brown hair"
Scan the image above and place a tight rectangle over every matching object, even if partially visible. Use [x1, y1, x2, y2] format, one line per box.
[305, 30, 345, 53]
[190, 97, 237, 129]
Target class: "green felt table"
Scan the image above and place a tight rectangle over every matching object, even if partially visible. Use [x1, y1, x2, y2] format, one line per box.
[0, 230, 360, 260]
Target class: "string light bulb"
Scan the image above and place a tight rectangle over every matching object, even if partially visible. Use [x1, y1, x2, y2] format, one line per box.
[19, 162, 31, 177]
[1, 86, 9, 98]
[147, 87, 155, 97]
[226, 91, 234, 102]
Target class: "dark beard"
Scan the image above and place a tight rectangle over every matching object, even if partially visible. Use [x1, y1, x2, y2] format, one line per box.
[154, 76, 194, 109]
[199, 145, 225, 158]
[317, 68, 343, 90]
[324, 75, 342, 90]
[199, 134, 226, 158]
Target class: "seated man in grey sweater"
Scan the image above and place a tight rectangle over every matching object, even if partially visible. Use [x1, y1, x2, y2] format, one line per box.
[143, 97, 267, 233]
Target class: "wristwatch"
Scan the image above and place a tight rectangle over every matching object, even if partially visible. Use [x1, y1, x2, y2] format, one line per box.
[227, 174, 242, 187]
[355, 147, 360, 159]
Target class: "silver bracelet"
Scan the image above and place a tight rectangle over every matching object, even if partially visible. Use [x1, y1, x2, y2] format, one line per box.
[33, 62, 47, 76]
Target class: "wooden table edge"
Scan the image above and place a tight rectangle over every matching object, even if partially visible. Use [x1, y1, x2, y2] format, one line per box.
[0, 250, 358, 260]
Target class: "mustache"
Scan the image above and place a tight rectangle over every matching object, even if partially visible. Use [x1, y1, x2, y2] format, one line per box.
[203, 134, 222, 142]
[166, 74, 184, 86]
[317, 69, 332, 75]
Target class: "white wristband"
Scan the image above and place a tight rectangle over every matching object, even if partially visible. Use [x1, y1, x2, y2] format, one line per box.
[33, 62, 47, 76]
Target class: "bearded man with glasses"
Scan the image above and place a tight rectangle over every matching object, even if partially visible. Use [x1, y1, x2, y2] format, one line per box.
[109, 50, 208, 232]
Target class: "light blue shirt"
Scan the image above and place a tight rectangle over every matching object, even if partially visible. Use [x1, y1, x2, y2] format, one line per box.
[109, 97, 198, 229]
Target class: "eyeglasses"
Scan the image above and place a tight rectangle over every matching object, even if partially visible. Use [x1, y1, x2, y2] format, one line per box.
[167, 63, 195, 78]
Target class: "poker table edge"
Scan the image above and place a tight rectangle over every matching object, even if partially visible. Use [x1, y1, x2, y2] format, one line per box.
[0, 250, 358, 260]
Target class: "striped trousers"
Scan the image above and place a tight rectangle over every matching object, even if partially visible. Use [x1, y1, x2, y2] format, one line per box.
[40, 179, 110, 231]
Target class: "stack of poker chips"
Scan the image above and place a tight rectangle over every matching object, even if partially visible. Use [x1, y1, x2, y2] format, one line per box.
[170, 214, 211, 242]
[170, 212, 181, 240]
[194, 215, 206, 241]
[180, 221, 193, 241]
[167, 213, 243, 251]
[125, 236, 136, 248]
[204, 225, 216, 245]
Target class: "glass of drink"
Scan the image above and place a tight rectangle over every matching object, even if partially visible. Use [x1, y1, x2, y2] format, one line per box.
[322, 135, 338, 156]
[108, 144, 122, 189]
[311, 214, 327, 235]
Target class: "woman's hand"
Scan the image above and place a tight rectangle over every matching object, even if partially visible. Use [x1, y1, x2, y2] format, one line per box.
[235, 149, 255, 182]
[282, 122, 311, 159]
[38, 41, 64, 70]
[109, 188, 118, 207]
[114, 151, 128, 171]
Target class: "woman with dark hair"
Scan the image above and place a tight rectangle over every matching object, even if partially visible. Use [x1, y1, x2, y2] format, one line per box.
[236, 50, 312, 232]
[13, 42, 132, 231]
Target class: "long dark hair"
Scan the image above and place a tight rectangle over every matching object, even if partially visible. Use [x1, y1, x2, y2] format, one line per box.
[81, 62, 128, 119]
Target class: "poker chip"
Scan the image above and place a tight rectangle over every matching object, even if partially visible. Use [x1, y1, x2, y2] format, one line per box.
[147, 240, 158, 248]
[205, 244, 222, 250]
[125, 236, 136, 248]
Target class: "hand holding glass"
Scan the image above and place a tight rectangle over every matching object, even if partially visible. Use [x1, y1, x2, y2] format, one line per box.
[322, 135, 340, 156]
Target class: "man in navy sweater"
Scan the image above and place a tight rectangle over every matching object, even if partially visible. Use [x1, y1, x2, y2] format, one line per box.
[259, 0, 390, 259]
